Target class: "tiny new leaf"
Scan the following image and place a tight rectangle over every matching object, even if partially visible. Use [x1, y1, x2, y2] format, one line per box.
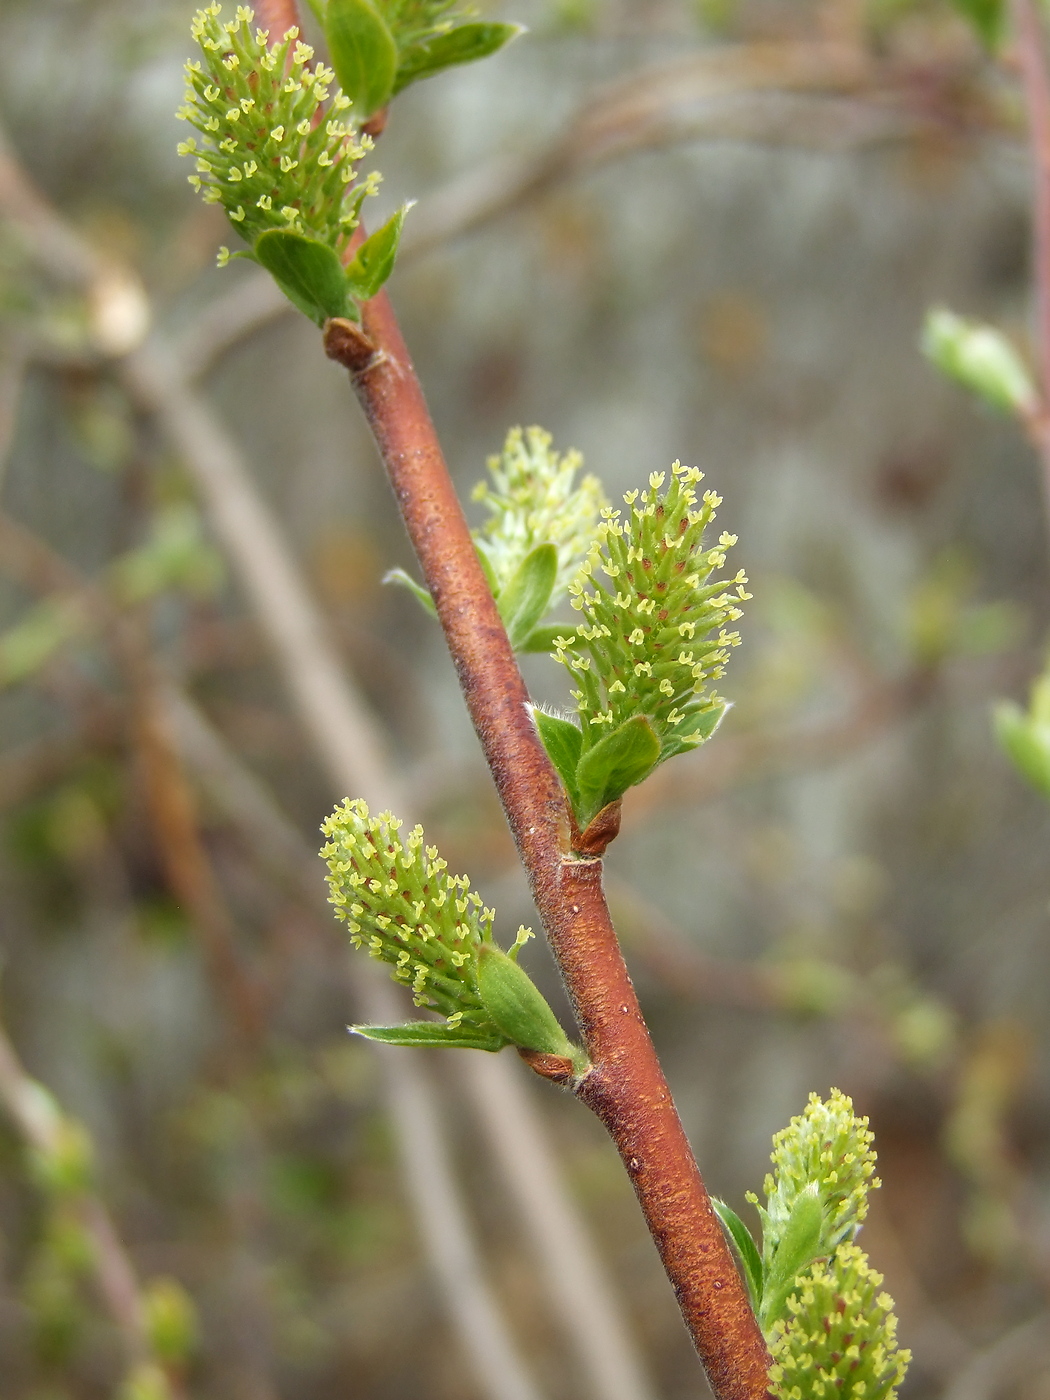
[712, 1200, 764, 1310]
[254, 230, 352, 326]
[324, 0, 399, 118]
[351, 1021, 507, 1051]
[531, 708, 583, 810]
[344, 204, 411, 303]
[476, 944, 575, 1059]
[760, 1184, 826, 1330]
[392, 22, 524, 96]
[518, 623, 571, 654]
[383, 566, 437, 618]
[497, 543, 558, 650]
[575, 714, 661, 825]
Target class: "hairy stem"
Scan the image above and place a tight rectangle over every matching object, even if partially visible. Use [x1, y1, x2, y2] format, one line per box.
[326, 290, 771, 1400]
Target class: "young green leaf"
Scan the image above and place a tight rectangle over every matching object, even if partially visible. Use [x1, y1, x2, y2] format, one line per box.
[392, 22, 524, 95]
[574, 714, 661, 826]
[497, 543, 558, 650]
[948, 0, 1006, 49]
[530, 708, 583, 811]
[519, 623, 573, 654]
[254, 231, 352, 326]
[351, 1021, 508, 1051]
[476, 944, 576, 1059]
[344, 204, 411, 302]
[383, 566, 437, 618]
[759, 1184, 825, 1332]
[324, 0, 399, 117]
[712, 1200, 764, 1310]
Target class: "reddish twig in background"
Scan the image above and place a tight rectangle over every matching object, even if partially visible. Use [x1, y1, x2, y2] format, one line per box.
[253, 0, 300, 36]
[325, 283, 771, 1399]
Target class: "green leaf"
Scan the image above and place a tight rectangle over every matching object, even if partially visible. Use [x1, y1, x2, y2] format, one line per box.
[324, 0, 399, 117]
[947, 0, 1006, 48]
[575, 715, 661, 824]
[253, 230, 351, 326]
[351, 1021, 507, 1051]
[476, 944, 575, 1059]
[993, 701, 1050, 802]
[383, 567, 437, 618]
[760, 1184, 825, 1331]
[712, 1200, 764, 1310]
[497, 543, 558, 650]
[392, 22, 524, 96]
[531, 708, 583, 811]
[518, 623, 573, 654]
[659, 700, 728, 761]
[344, 204, 411, 303]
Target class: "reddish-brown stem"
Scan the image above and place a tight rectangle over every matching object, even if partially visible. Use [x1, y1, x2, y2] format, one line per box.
[324, 294, 771, 1400]
[1015, 0, 1050, 527]
[253, 0, 301, 36]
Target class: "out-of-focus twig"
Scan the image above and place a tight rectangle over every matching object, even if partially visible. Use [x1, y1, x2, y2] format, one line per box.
[0, 1019, 179, 1390]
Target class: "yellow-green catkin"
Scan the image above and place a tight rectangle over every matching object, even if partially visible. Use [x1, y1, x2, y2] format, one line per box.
[471, 426, 607, 598]
[320, 799, 526, 1036]
[555, 460, 750, 753]
[177, 5, 378, 259]
[755, 1088, 879, 1256]
[768, 1244, 911, 1400]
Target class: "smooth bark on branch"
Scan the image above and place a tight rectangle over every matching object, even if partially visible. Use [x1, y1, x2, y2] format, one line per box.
[325, 294, 772, 1400]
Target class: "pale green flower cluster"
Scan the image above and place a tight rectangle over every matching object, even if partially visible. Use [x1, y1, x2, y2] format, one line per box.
[472, 426, 606, 600]
[321, 799, 524, 1039]
[176, 5, 377, 258]
[768, 1244, 911, 1400]
[755, 1088, 879, 1257]
[556, 460, 750, 755]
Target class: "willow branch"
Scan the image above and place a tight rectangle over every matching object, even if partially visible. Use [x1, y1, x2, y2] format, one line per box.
[327, 286, 770, 1399]
[0, 130, 649, 1400]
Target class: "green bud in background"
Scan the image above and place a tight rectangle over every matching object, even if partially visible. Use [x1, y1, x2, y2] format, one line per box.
[993, 657, 1050, 803]
[947, 0, 1007, 50]
[143, 1277, 199, 1367]
[922, 307, 1037, 417]
[119, 1362, 177, 1400]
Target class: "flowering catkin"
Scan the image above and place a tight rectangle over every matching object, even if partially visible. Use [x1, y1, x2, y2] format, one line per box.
[177, 5, 377, 259]
[556, 460, 750, 757]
